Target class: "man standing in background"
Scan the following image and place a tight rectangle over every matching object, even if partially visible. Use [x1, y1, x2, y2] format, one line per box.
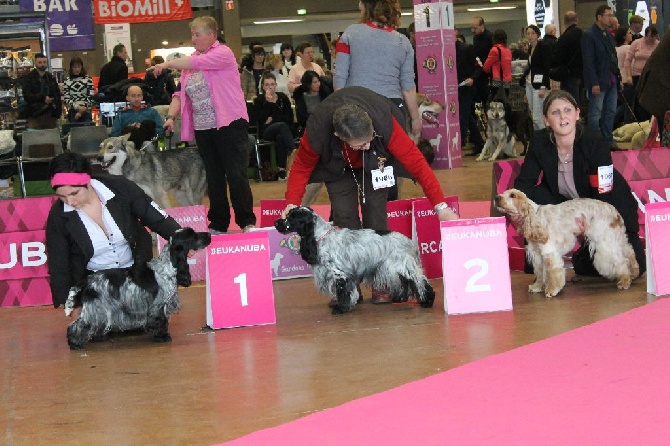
[468, 16, 492, 156]
[582, 5, 619, 149]
[99, 44, 129, 91]
[22, 53, 61, 129]
[552, 11, 584, 102]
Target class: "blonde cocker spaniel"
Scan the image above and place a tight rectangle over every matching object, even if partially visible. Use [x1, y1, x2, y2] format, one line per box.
[495, 189, 639, 298]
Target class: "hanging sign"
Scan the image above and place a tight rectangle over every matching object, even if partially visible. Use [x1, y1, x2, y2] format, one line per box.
[93, 0, 193, 24]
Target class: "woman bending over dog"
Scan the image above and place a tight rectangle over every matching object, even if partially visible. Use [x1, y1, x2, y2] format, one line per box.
[46, 152, 182, 311]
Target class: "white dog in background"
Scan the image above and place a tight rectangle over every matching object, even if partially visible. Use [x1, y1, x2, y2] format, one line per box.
[495, 189, 639, 298]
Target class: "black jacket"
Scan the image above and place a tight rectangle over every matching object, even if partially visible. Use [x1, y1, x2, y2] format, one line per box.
[144, 70, 177, 105]
[522, 40, 552, 90]
[99, 55, 129, 90]
[456, 40, 480, 99]
[46, 175, 181, 307]
[551, 24, 583, 80]
[21, 69, 62, 119]
[253, 92, 294, 134]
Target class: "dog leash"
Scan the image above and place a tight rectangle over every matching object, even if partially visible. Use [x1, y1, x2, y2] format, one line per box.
[617, 88, 645, 132]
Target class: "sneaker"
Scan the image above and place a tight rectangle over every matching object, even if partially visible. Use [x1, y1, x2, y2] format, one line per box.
[242, 224, 255, 233]
[276, 170, 287, 181]
[208, 228, 226, 236]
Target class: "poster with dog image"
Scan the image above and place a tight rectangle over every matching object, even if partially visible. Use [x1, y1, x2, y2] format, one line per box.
[413, 0, 462, 169]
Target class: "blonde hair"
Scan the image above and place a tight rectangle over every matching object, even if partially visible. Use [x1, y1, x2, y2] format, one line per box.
[265, 53, 282, 70]
[190, 16, 217, 34]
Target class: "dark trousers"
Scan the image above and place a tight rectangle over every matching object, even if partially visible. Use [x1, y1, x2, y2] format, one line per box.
[262, 122, 295, 169]
[561, 76, 582, 104]
[194, 119, 256, 232]
[325, 168, 389, 231]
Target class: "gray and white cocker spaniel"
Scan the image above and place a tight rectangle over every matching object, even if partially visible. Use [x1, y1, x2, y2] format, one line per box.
[64, 227, 211, 349]
[275, 206, 435, 314]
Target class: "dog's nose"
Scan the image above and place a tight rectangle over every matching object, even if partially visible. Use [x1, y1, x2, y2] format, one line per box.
[494, 195, 501, 206]
[274, 219, 288, 233]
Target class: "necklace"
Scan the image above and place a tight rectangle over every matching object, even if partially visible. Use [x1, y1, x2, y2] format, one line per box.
[343, 147, 366, 206]
[558, 151, 573, 164]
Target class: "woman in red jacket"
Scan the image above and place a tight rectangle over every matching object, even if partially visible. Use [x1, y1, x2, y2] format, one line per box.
[483, 29, 513, 101]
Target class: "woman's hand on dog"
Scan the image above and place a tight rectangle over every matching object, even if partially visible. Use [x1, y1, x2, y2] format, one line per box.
[282, 204, 297, 219]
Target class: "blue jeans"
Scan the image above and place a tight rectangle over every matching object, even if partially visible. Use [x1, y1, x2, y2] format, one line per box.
[587, 83, 617, 144]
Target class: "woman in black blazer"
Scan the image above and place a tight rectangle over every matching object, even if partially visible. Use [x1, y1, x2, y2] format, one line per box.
[521, 25, 552, 130]
[46, 153, 181, 308]
[515, 90, 645, 277]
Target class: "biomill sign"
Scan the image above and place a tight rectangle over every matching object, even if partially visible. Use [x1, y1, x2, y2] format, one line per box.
[93, 0, 193, 24]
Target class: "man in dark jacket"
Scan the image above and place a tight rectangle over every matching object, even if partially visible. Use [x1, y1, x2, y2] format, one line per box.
[456, 39, 484, 154]
[469, 16, 492, 154]
[99, 43, 129, 91]
[581, 5, 619, 149]
[552, 11, 583, 102]
[21, 53, 62, 129]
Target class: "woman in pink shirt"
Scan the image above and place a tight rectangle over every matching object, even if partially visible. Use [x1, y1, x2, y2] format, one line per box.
[624, 25, 659, 121]
[153, 16, 256, 234]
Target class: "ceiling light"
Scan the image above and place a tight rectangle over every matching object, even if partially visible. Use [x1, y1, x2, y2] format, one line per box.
[401, 12, 412, 16]
[253, 19, 305, 25]
[297, 9, 307, 15]
[467, 5, 516, 11]
[162, 40, 168, 45]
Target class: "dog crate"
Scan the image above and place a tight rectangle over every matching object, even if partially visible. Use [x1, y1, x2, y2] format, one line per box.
[509, 75, 526, 112]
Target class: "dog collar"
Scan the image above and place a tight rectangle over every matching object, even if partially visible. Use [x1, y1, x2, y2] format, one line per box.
[316, 226, 339, 243]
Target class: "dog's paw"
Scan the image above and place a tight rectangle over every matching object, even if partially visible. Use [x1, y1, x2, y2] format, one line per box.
[68, 342, 84, 350]
[419, 298, 434, 308]
[617, 275, 632, 290]
[528, 283, 543, 293]
[331, 304, 353, 315]
[153, 333, 172, 343]
[475, 154, 485, 162]
[544, 286, 562, 298]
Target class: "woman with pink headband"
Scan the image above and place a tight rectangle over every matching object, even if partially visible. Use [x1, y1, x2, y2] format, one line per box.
[45, 152, 181, 313]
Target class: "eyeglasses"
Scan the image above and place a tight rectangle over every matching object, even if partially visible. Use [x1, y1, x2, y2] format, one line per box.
[341, 132, 378, 150]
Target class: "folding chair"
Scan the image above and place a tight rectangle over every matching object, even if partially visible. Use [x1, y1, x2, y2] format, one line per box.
[68, 125, 109, 159]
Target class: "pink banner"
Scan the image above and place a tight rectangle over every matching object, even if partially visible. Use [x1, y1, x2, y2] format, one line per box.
[387, 198, 415, 238]
[413, 0, 462, 169]
[412, 196, 459, 279]
[645, 202, 670, 296]
[0, 277, 52, 308]
[0, 196, 56, 233]
[0, 230, 48, 281]
[157, 205, 208, 282]
[260, 200, 287, 228]
[249, 227, 312, 281]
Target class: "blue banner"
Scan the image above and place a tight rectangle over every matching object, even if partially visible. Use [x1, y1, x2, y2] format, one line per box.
[19, 0, 96, 51]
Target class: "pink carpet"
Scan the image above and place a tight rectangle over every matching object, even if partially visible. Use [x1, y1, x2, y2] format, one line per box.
[221, 298, 670, 445]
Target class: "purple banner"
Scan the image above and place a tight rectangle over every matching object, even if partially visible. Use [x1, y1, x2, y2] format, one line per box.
[20, 0, 95, 51]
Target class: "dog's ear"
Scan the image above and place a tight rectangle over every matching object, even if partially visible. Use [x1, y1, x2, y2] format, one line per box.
[295, 212, 319, 265]
[170, 240, 192, 287]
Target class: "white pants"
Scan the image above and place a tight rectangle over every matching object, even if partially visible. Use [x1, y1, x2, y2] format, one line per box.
[525, 85, 546, 131]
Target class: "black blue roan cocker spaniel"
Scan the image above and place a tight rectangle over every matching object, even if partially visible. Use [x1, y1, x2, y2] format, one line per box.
[64, 228, 211, 349]
[275, 206, 435, 314]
